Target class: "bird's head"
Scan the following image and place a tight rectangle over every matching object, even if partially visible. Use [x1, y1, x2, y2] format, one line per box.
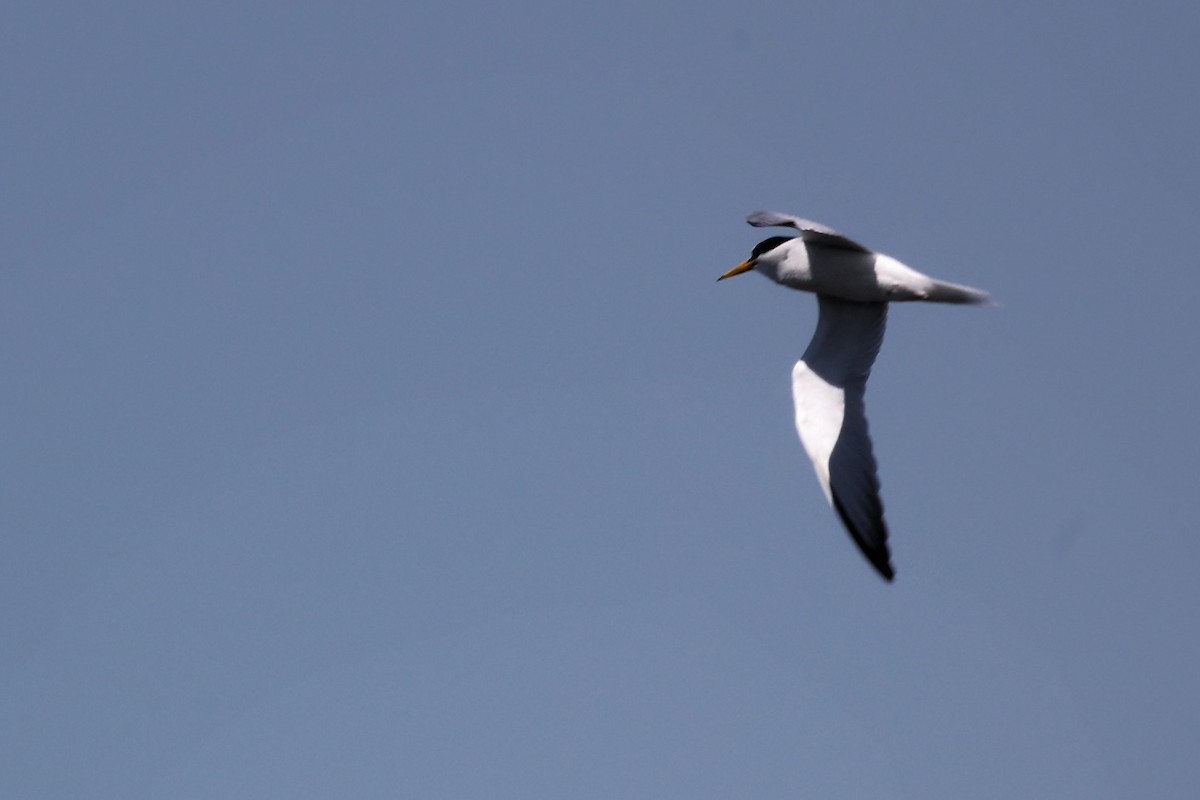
[718, 236, 794, 282]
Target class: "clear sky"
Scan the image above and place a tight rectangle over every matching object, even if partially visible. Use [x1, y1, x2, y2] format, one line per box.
[4, 1, 1199, 797]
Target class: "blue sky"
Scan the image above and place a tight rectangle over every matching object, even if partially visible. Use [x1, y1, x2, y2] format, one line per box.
[4, 1, 1199, 797]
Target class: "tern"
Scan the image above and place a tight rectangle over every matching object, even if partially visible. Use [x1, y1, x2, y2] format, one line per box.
[719, 211, 989, 581]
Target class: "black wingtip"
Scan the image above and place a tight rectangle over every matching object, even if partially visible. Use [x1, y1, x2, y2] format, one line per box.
[876, 560, 896, 583]
[861, 545, 895, 582]
[831, 493, 895, 583]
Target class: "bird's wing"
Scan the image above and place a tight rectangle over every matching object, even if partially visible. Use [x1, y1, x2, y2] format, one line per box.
[747, 210, 873, 253]
[791, 296, 894, 580]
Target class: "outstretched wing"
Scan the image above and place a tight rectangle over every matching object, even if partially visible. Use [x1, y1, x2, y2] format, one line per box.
[747, 210, 873, 254]
[791, 296, 893, 581]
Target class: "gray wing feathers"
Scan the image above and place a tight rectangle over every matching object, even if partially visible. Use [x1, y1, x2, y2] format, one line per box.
[794, 297, 894, 580]
[747, 210, 873, 254]
[747, 210, 841, 234]
[801, 296, 887, 387]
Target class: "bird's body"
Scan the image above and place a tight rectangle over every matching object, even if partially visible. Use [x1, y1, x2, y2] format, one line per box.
[733, 211, 989, 305]
[719, 211, 989, 581]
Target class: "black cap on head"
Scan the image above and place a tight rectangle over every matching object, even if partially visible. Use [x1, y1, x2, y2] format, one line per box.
[750, 236, 794, 260]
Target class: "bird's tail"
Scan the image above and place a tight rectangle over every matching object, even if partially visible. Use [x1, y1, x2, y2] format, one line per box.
[925, 279, 992, 305]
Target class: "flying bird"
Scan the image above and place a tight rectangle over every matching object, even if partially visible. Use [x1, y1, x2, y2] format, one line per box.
[719, 211, 989, 581]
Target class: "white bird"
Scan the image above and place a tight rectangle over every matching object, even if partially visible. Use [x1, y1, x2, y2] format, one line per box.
[719, 211, 989, 581]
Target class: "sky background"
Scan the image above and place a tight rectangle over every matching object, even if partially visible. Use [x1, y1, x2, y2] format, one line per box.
[4, 1, 1199, 797]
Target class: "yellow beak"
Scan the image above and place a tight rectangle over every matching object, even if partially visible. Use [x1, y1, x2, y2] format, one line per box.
[718, 259, 755, 281]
